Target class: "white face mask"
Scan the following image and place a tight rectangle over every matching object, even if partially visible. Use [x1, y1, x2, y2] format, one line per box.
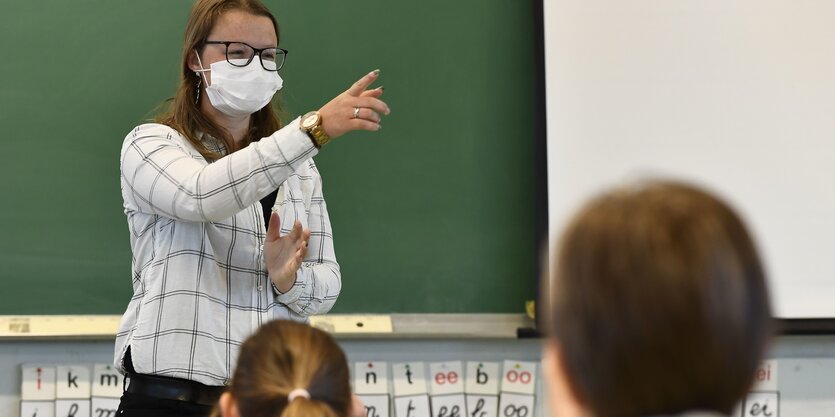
[195, 51, 283, 117]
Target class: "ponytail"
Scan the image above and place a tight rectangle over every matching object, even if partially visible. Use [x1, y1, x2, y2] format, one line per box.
[280, 396, 342, 417]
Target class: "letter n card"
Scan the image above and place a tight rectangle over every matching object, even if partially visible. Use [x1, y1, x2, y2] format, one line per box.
[355, 362, 389, 394]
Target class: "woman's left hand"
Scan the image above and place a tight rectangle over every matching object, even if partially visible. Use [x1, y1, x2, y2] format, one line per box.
[264, 212, 310, 292]
[318, 70, 390, 139]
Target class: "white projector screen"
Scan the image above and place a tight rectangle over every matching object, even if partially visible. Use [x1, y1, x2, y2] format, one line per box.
[544, 1, 835, 319]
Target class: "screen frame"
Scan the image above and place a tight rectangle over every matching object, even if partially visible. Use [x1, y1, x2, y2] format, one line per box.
[535, 0, 835, 336]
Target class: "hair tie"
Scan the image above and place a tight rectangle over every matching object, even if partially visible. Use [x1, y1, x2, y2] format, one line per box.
[288, 388, 311, 402]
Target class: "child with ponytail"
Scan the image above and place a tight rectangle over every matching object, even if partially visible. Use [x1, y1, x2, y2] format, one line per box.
[213, 320, 365, 417]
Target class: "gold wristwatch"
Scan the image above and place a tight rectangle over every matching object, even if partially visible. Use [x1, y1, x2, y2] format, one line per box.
[300, 111, 330, 148]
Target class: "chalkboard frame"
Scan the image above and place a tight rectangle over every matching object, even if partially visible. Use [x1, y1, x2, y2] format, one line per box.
[532, 0, 548, 332]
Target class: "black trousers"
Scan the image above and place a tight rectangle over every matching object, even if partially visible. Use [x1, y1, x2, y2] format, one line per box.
[116, 391, 214, 417]
[116, 348, 217, 417]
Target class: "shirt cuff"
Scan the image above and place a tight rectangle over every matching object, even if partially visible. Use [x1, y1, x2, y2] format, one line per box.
[273, 278, 304, 306]
[273, 117, 319, 170]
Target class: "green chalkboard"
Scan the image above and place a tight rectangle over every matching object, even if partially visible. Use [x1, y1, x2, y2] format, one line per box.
[0, 1, 537, 314]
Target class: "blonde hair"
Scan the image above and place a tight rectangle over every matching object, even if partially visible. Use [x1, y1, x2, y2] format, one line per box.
[156, 0, 283, 161]
[211, 320, 352, 417]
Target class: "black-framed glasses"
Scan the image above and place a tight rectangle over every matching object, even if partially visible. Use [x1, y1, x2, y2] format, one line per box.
[203, 41, 288, 71]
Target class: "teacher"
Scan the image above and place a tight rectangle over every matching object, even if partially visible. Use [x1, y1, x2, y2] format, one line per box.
[114, 0, 390, 415]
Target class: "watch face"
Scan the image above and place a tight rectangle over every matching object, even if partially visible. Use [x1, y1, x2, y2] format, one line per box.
[302, 113, 319, 129]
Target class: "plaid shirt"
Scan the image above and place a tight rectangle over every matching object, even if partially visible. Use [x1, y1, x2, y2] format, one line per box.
[115, 118, 340, 386]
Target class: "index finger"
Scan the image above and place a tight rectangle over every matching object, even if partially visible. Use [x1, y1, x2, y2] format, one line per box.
[266, 211, 281, 241]
[346, 69, 380, 97]
[289, 220, 303, 240]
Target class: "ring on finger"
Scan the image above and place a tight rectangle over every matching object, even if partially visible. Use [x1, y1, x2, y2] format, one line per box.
[353, 107, 361, 119]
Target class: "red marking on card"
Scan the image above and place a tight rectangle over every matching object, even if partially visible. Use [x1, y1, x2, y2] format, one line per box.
[755, 364, 772, 382]
[506, 370, 532, 384]
[434, 371, 459, 385]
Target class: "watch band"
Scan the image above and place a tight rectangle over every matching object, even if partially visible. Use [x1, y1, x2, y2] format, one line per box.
[308, 124, 330, 148]
[301, 111, 330, 149]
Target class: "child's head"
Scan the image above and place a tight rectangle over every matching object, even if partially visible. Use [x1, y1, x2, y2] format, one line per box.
[544, 181, 772, 417]
[217, 320, 352, 417]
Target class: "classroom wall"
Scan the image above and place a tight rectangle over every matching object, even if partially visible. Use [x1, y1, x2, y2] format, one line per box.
[3, 336, 835, 417]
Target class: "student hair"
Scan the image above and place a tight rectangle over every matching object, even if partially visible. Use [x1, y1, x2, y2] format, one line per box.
[211, 320, 352, 417]
[156, 0, 283, 161]
[548, 181, 773, 417]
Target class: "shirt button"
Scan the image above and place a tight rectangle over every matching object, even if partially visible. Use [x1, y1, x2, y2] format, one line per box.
[257, 285, 263, 292]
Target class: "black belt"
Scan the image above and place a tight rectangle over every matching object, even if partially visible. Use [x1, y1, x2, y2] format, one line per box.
[125, 372, 225, 406]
